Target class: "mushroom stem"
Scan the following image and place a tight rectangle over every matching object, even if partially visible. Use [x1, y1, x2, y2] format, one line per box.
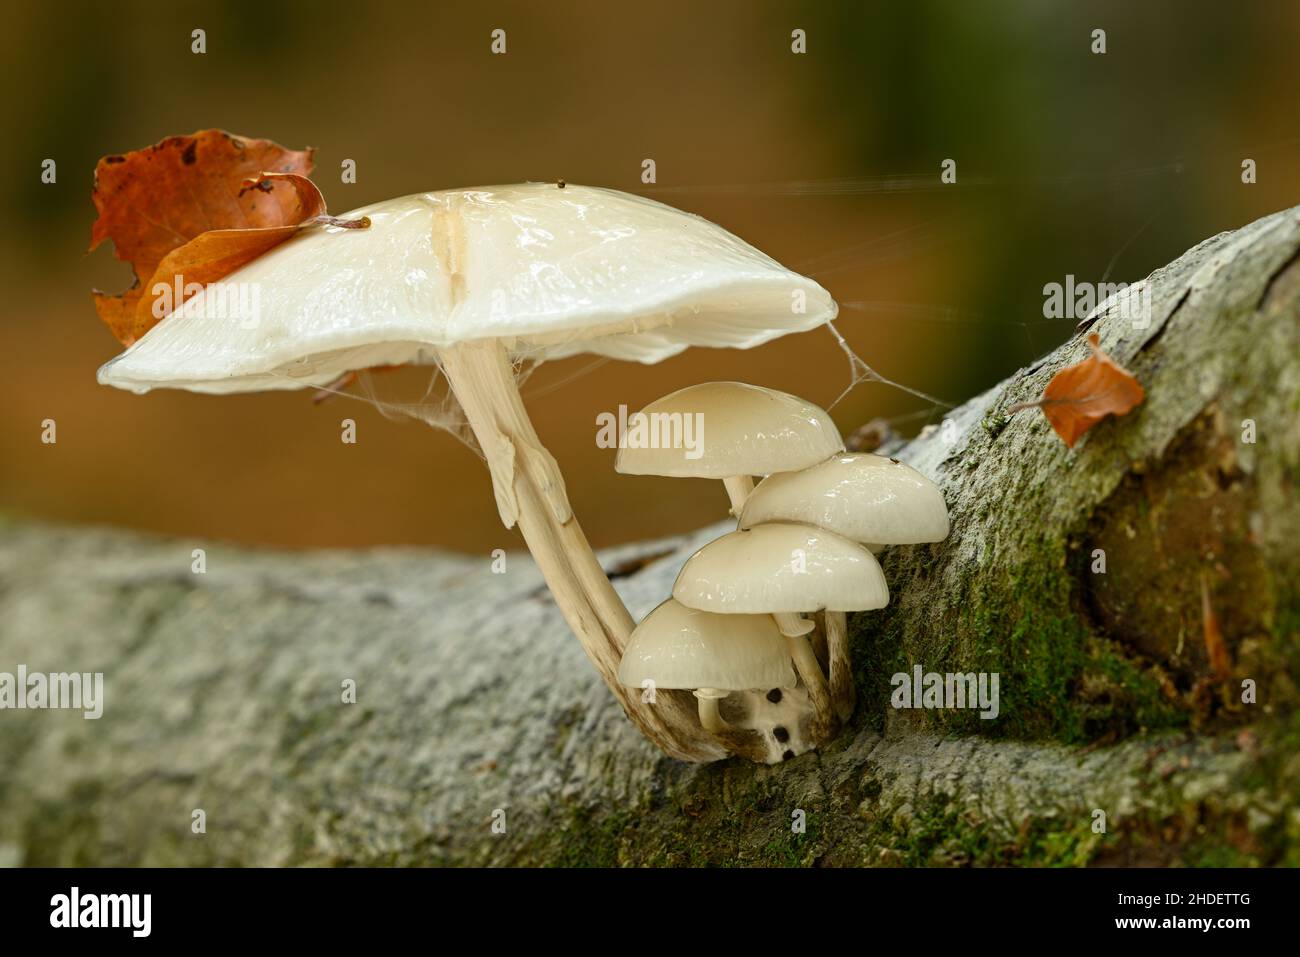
[722, 475, 754, 517]
[824, 610, 856, 722]
[693, 688, 729, 733]
[771, 612, 835, 738]
[772, 612, 816, 637]
[437, 339, 722, 762]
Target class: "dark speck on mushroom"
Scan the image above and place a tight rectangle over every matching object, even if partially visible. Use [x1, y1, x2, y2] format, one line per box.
[782, 749, 795, 761]
[766, 688, 782, 703]
[773, 726, 789, 743]
[181, 141, 198, 165]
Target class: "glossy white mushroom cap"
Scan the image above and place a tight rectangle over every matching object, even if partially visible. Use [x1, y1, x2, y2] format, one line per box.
[740, 453, 949, 544]
[97, 184, 837, 394]
[617, 599, 796, 691]
[614, 381, 844, 479]
[672, 522, 888, 614]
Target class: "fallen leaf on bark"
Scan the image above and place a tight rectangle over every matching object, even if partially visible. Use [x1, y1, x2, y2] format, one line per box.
[1201, 571, 1232, 680]
[89, 130, 368, 346]
[1010, 333, 1145, 447]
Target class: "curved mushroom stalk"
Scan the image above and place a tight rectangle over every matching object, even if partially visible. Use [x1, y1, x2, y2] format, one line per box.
[722, 475, 754, 518]
[693, 687, 729, 733]
[771, 612, 836, 742]
[690, 690, 775, 763]
[438, 340, 722, 763]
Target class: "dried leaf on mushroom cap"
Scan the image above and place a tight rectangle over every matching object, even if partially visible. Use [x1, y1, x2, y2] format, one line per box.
[89, 131, 322, 347]
[740, 453, 949, 544]
[672, 522, 889, 615]
[97, 185, 838, 395]
[617, 599, 796, 691]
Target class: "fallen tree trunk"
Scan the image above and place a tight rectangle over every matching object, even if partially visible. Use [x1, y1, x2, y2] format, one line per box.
[1, 207, 1297, 866]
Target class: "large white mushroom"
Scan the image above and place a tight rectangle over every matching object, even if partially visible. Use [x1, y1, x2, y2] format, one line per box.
[96, 183, 837, 763]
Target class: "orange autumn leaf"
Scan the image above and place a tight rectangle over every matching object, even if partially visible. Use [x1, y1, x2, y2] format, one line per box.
[1012, 333, 1145, 447]
[1201, 571, 1231, 680]
[89, 130, 368, 346]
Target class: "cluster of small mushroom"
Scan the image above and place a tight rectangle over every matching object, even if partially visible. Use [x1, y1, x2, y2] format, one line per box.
[615, 382, 949, 764]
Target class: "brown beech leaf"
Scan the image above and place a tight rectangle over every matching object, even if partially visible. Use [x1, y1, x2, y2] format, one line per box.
[89, 130, 368, 346]
[1010, 333, 1145, 447]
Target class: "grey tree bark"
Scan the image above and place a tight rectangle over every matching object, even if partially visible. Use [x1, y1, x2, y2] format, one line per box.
[1, 206, 1297, 866]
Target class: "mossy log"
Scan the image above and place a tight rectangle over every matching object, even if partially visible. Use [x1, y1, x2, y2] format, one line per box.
[1, 207, 1297, 866]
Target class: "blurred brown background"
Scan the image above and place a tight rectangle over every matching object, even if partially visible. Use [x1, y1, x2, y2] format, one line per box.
[2, 0, 1297, 553]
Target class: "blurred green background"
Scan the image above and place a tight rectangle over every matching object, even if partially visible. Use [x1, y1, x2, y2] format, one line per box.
[2, 0, 1297, 552]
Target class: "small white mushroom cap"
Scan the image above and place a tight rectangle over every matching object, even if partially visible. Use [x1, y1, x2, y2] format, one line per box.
[617, 599, 796, 691]
[672, 522, 888, 614]
[96, 184, 837, 395]
[614, 381, 844, 479]
[739, 453, 949, 544]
